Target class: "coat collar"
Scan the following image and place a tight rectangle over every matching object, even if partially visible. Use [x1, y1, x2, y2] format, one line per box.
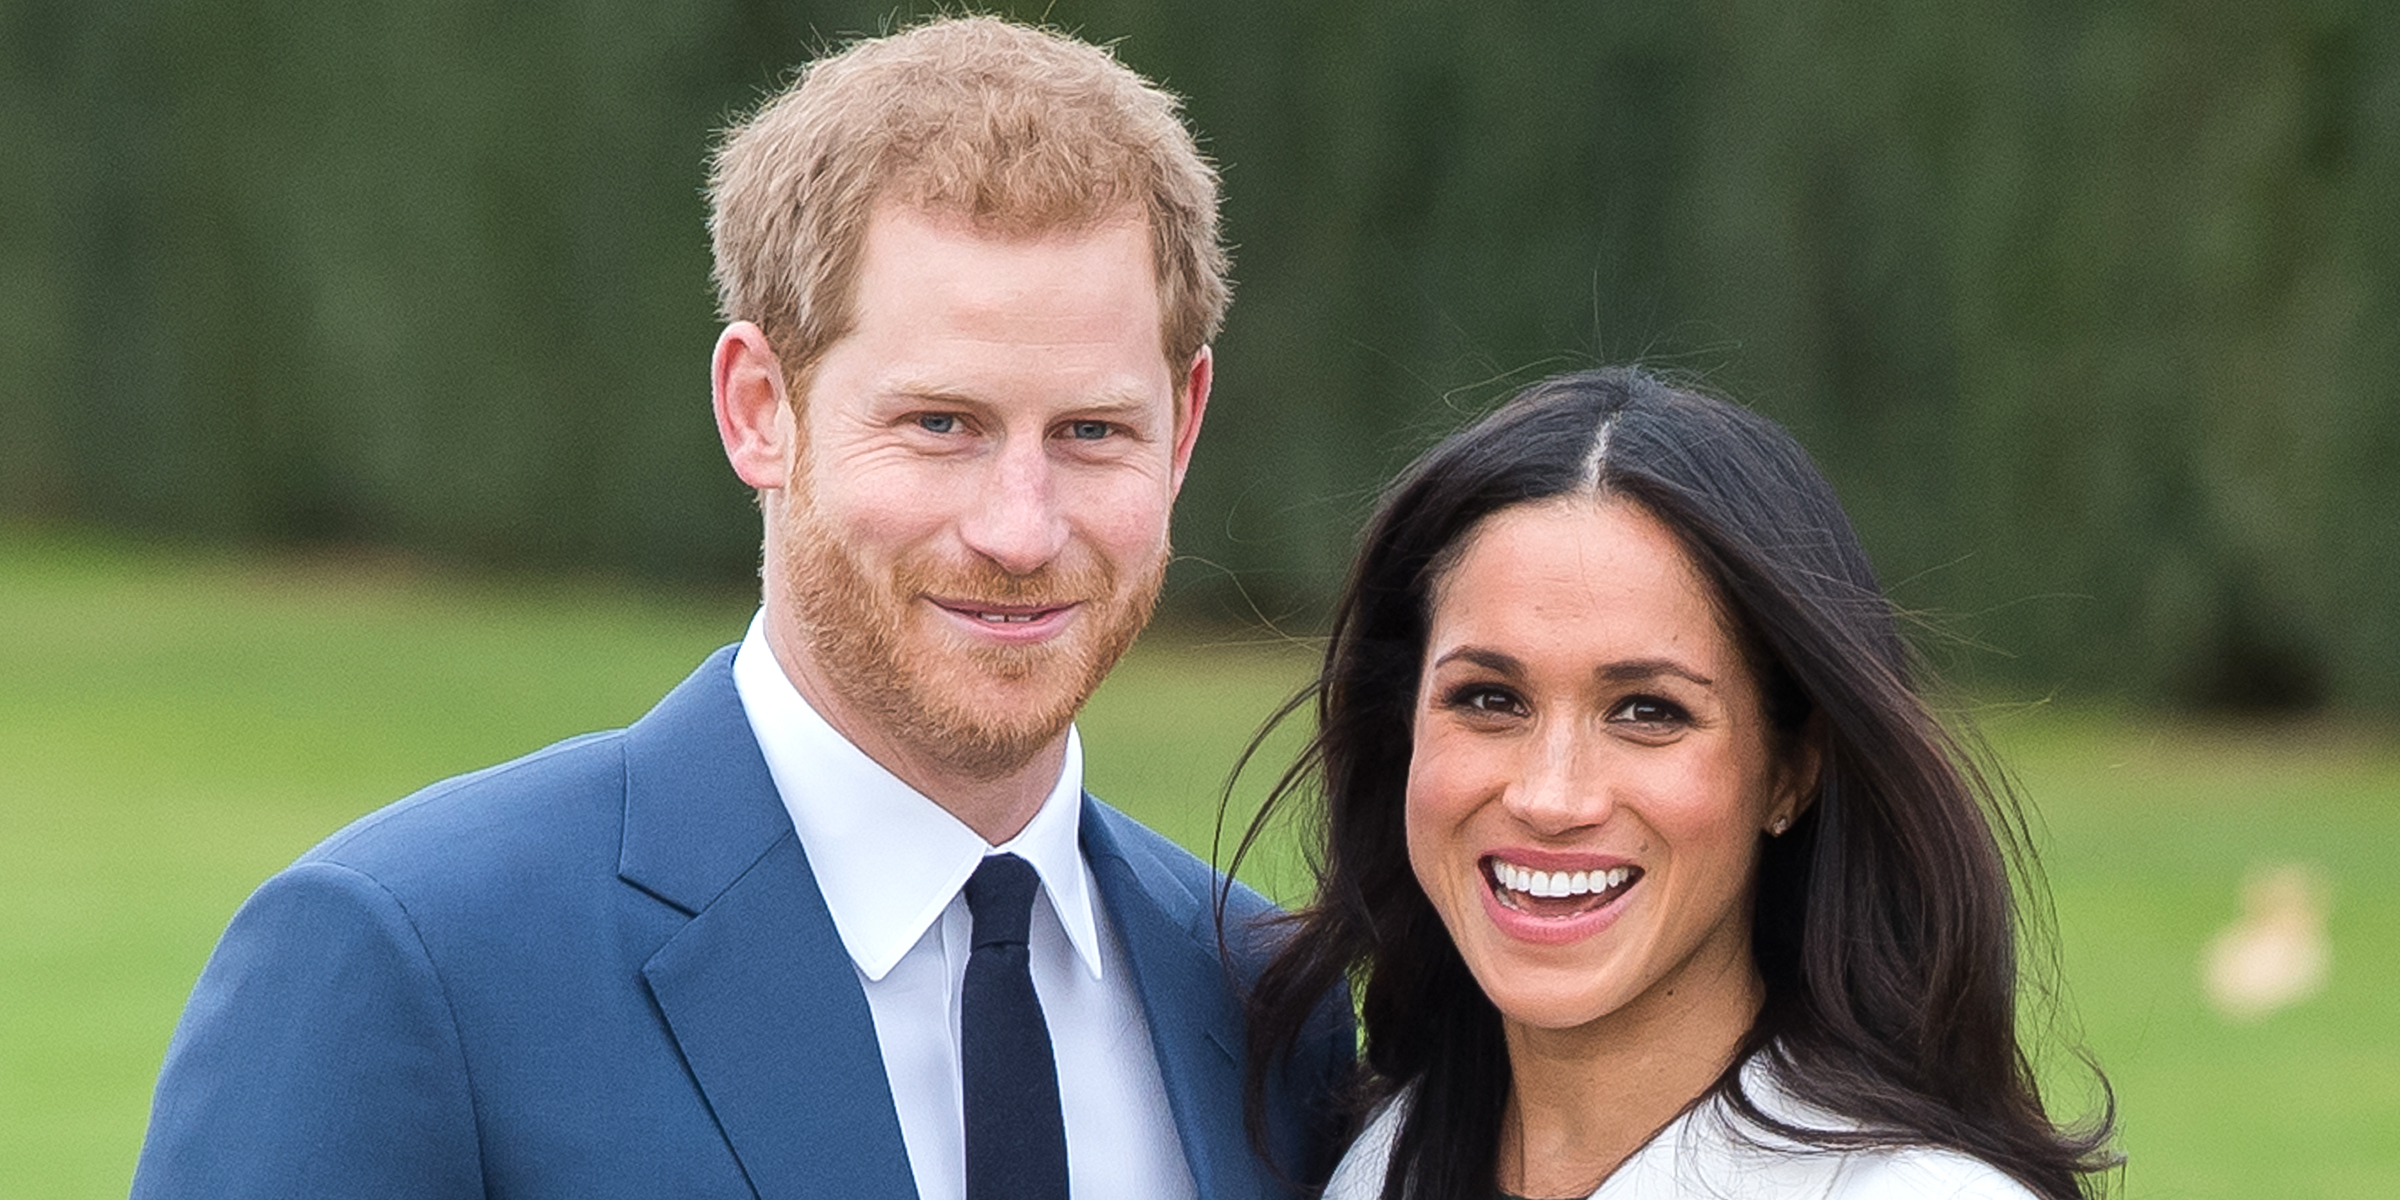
[730, 618, 1106, 983]
[616, 646, 790, 916]
[620, 648, 919, 1199]
[1082, 799, 1268, 1200]
[615, 650, 1276, 1200]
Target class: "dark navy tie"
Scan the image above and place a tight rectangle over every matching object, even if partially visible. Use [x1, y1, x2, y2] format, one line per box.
[962, 853, 1069, 1200]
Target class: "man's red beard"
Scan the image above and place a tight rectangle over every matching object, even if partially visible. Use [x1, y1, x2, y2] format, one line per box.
[778, 486, 1165, 781]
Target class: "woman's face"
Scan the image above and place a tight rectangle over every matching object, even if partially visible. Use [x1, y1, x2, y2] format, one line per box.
[1405, 498, 1810, 1036]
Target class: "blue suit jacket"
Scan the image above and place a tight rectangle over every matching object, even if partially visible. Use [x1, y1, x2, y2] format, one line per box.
[134, 648, 1351, 1198]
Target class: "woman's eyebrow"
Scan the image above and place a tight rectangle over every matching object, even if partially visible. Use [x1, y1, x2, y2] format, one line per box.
[1430, 646, 1521, 675]
[1430, 648, 1714, 690]
[1596, 658, 1716, 688]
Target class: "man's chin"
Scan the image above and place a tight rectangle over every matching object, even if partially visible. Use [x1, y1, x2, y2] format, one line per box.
[796, 550, 1163, 780]
[909, 702, 1080, 781]
[931, 670, 1086, 743]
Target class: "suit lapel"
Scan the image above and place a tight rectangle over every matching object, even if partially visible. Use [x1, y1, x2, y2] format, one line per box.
[1082, 800, 1260, 1200]
[640, 837, 918, 1199]
[619, 649, 918, 1200]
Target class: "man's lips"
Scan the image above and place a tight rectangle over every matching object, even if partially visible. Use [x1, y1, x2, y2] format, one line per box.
[927, 598, 1081, 638]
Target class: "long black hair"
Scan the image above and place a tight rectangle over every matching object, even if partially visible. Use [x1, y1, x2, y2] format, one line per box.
[1235, 368, 2114, 1199]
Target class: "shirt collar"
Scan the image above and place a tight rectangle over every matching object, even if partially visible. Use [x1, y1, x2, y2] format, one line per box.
[730, 611, 1104, 982]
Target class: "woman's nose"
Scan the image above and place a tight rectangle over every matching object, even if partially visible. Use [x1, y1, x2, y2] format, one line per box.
[1500, 726, 1611, 836]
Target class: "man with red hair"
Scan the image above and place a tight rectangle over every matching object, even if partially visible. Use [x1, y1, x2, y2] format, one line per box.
[135, 18, 1350, 1199]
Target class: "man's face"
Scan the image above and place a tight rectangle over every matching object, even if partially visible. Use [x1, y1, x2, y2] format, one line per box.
[773, 206, 1202, 779]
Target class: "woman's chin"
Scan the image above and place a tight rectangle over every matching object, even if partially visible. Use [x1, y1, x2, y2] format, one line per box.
[1483, 987, 1627, 1036]
[1459, 949, 1636, 1035]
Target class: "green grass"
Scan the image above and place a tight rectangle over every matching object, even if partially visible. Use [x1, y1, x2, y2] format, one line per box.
[1996, 711, 2400, 1196]
[3, 529, 2395, 1197]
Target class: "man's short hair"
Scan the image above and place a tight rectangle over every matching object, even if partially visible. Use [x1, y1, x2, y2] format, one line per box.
[708, 15, 1227, 393]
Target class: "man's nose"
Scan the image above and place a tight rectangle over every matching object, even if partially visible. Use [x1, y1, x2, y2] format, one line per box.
[957, 435, 1070, 575]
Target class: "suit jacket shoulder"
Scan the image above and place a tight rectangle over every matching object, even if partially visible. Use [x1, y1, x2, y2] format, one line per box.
[137, 647, 1352, 1200]
[135, 647, 911, 1199]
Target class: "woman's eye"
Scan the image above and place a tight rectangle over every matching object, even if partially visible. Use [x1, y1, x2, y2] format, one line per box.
[1065, 420, 1112, 441]
[1608, 696, 1686, 726]
[916, 414, 960, 435]
[1446, 686, 1524, 717]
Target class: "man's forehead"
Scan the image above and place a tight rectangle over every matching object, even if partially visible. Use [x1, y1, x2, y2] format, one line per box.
[860, 197, 1153, 251]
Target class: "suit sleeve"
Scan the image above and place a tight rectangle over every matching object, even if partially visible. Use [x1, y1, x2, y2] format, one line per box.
[132, 860, 485, 1200]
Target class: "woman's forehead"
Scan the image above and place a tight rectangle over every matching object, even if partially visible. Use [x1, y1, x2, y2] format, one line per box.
[1423, 498, 1741, 660]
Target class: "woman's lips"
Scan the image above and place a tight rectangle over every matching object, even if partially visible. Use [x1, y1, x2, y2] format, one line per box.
[1478, 852, 1642, 945]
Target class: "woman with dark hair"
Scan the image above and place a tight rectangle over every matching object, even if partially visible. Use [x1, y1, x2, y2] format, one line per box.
[1237, 368, 2113, 1199]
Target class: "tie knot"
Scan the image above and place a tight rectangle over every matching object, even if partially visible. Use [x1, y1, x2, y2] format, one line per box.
[964, 853, 1040, 948]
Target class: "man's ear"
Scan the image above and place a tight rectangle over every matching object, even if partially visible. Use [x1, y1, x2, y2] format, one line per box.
[1167, 344, 1212, 496]
[713, 321, 796, 490]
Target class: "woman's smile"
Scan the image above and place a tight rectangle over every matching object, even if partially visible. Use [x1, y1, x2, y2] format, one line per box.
[1248, 369, 2106, 1200]
[1477, 852, 1645, 946]
[1404, 496, 1809, 1035]
[1485, 855, 1641, 914]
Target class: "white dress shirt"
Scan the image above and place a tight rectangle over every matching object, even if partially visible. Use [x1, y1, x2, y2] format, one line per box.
[731, 613, 1197, 1200]
[1325, 1055, 2040, 1200]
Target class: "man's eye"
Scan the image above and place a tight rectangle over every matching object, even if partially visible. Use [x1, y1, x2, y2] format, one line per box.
[916, 414, 960, 435]
[1066, 420, 1112, 441]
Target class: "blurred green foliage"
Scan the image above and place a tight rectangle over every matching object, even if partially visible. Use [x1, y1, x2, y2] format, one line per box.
[3, 0, 2396, 709]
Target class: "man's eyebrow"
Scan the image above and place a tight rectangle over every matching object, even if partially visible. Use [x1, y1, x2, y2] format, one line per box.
[1104, 389, 1162, 409]
[1056, 391, 1157, 418]
[882, 385, 1160, 415]
[881, 384, 984, 409]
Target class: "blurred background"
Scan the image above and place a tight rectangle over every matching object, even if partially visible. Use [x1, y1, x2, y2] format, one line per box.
[8, 0, 2397, 708]
[2, 0, 2396, 1195]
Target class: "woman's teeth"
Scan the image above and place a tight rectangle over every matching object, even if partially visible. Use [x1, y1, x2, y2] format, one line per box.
[1491, 861, 1633, 899]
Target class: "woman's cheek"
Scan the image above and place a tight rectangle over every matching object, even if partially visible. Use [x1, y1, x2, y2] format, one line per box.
[1404, 739, 1477, 911]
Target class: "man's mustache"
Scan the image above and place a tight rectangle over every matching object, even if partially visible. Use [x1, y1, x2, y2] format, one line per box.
[892, 560, 1118, 608]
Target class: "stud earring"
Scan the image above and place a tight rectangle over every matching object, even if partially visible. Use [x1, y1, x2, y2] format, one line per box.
[1768, 815, 1791, 836]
